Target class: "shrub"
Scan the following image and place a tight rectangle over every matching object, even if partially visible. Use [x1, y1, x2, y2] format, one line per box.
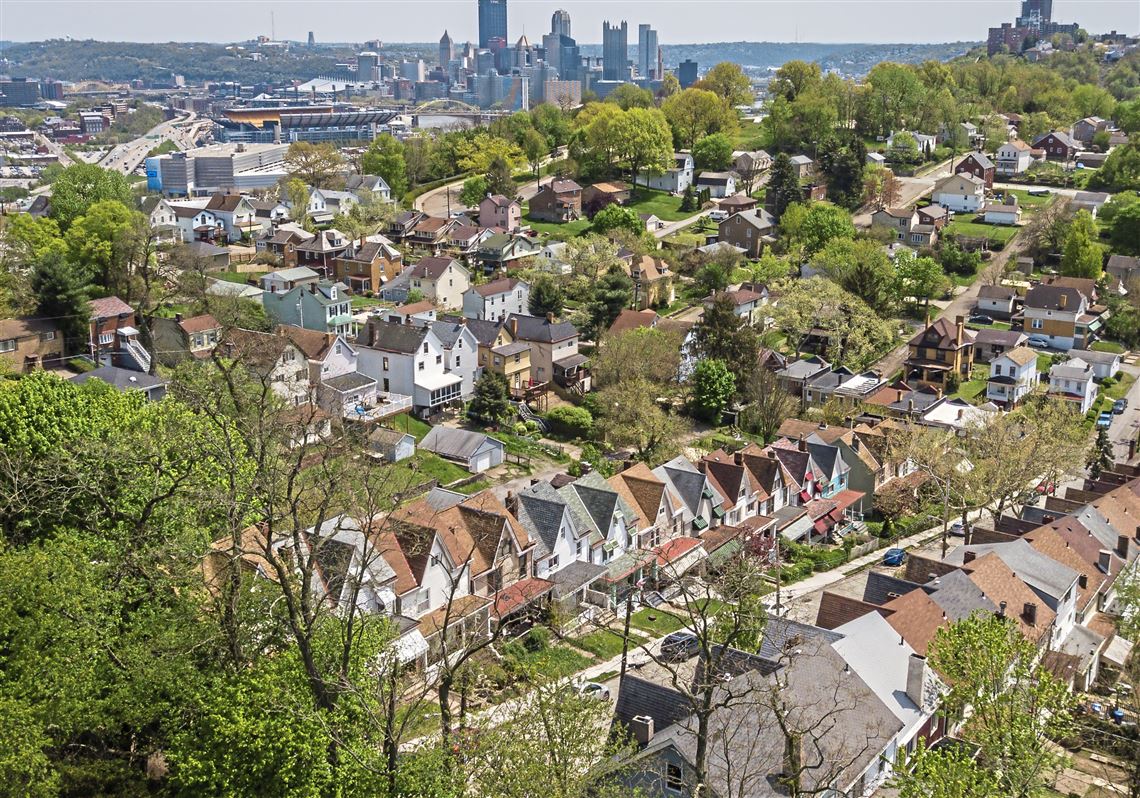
[513, 422, 528, 436]
[545, 405, 593, 439]
[523, 626, 550, 653]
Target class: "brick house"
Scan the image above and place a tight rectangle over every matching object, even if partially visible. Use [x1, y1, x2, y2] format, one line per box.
[528, 179, 582, 223]
[954, 151, 996, 189]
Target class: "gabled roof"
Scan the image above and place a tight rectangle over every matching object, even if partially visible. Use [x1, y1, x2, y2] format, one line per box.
[178, 314, 220, 335]
[996, 345, 1037, 367]
[977, 284, 1017, 300]
[356, 319, 430, 354]
[960, 150, 994, 170]
[410, 256, 461, 279]
[506, 313, 577, 343]
[205, 192, 248, 212]
[481, 193, 517, 208]
[608, 462, 669, 525]
[516, 481, 572, 558]
[1034, 130, 1076, 149]
[88, 295, 133, 319]
[420, 426, 501, 461]
[278, 325, 341, 361]
[470, 277, 525, 298]
[907, 317, 974, 350]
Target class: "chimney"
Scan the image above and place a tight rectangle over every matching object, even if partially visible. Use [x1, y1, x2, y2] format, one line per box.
[955, 315, 965, 346]
[1022, 602, 1038, 625]
[998, 600, 1007, 616]
[734, 451, 743, 465]
[907, 399, 915, 412]
[509, 318, 518, 337]
[935, 387, 943, 399]
[896, 389, 904, 403]
[174, 312, 183, 323]
[851, 436, 861, 453]
[505, 490, 517, 515]
[629, 715, 654, 746]
[1078, 574, 1088, 589]
[1117, 534, 1130, 558]
[905, 654, 927, 707]
[957, 408, 965, 420]
[1059, 293, 1068, 310]
[1135, 524, 1140, 544]
[797, 435, 807, 452]
[963, 550, 977, 564]
[1098, 549, 1112, 573]
[546, 312, 554, 323]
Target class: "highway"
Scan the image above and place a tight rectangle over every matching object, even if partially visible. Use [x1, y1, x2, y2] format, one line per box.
[96, 109, 206, 175]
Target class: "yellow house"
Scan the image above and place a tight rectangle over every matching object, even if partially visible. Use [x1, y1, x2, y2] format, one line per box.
[468, 318, 532, 396]
[904, 316, 976, 389]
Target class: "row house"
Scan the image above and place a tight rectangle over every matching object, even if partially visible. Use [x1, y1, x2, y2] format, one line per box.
[653, 456, 727, 535]
[330, 237, 403, 295]
[293, 229, 353, 276]
[464, 316, 533, 396]
[407, 215, 455, 253]
[428, 318, 479, 400]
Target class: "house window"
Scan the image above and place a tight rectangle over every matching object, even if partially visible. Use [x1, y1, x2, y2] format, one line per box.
[436, 355, 442, 365]
[423, 343, 429, 354]
[418, 361, 425, 371]
[665, 763, 684, 794]
[382, 357, 389, 370]
[39, 331, 55, 342]
[98, 331, 114, 345]
[549, 554, 559, 570]
[1031, 318, 1043, 330]
[0, 339, 15, 353]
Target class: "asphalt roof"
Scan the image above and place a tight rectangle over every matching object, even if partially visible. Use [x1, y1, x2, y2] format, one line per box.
[517, 481, 570, 558]
[420, 426, 500, 461]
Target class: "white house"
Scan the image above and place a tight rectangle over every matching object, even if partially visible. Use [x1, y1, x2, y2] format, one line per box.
[260, 266, 320, 294]
[514, 481, 592, 579]
[535, 241, 572, 275]
[462, 277, 530, 321]
[170, 204, 223, 242]
[306, 188, 360, 224]
[637, 152, 694, 194]
[277, 328, 381, 420]
[932, 173, 985, 213]
[407, 257, 471, 311]
[430, 318, 479, 399]
[345, 174, 393, 203]
[205, 193, 259, 242]
[355, 317, 464, 415]
[995, 139, 1033, 175]
[983, 201, 1022, 226]
[985, 346, 1040, 407]
[557, 471, 639, 570]
[1070, 348, 1120, 381]
[653, 455, 725, 533]
[695, 171, 737, 199]
[1048, 357, 1098, 414]
[976, 284, 1019, 319]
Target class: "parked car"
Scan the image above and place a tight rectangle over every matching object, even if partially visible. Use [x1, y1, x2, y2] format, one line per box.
[882, 548, 907, 566]
[1028, 188, 1051, 197]
[660, 631, 699, 662]
[576, 681, 611, 701]
[1097, 411, 1113, 428]
[1114, 398, 1128, 414]
[968, 313, 994, 325]
[1027, 335, 1050, 349]
[949, 521, 965, 537]
[708, 210, 729, 222]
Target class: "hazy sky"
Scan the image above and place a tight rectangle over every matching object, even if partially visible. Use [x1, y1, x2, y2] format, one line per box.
[0, 0, 1136, 45]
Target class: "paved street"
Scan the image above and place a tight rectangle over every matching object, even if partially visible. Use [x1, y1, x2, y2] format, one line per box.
[1109, 358, 1140, 461]
[853, 157, 954, 227]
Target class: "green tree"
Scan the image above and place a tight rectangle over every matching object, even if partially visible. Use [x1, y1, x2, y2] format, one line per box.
[469, 370, 512, 422]
[691, 294, 760, 386]
[360, 133, 408, 196]
[594, 378, 687, 461]
[790, 202, 856, 257]
[612, 107, 674, 189]
[939, 237, 982, 276]
[768, 60, 822, 102]
[593, 326, 683, 388]
[1108, 201, 1140, 255]
[605, 83, 655, 110]
[48, 162, 132, 230]
[30, 251, 90, 355]
[692, 132, 734, 170]
[65, 198, 138, 290]
[586, 266, 634, 339]
[661, 88, 738, 150]
[894, 250, 948, 308]
[285, 140, 344, 188]
[863, 62, 925, 137]
[696, 62, 752, 107]
[459, 174, 490, 207]
[810, 237, 896, 315]
[816, 133, 866, 209]
[281, 177, 311, 226]
[767, 153, 802, 219]
[527, 273, 565, 317]
[690, 358, 736, 422]
[485, 155, 516, 199]
[1060, 209, 1104, 279]
[0, 213, 66, 271]
[771, 276, 896, 367]
[521, 126, 549, 178]
[590, 203, 643, 235]
[1089, 142, 1140, 192]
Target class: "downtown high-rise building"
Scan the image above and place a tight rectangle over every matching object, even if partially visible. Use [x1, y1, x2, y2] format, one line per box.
[638, 24, 659, 79]
[602, 20, 629, 81]
[478, 0, 508, 49]
[439, 30, 455, 67]
[551, 9, 571, 38]
[1017, 0, 1053, 27]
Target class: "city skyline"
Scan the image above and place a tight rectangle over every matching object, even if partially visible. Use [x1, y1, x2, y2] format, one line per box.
[1, 0, 1134, 44]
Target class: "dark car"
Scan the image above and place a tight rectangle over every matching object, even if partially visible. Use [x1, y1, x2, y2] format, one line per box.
[968, 313, 994, 325]
[882, 548, 907, 566]
[1114, 399, 1128, 414]
[660, 631, 699, 662]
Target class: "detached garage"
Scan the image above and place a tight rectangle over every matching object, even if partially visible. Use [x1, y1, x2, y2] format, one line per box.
[420, 426, 505, 473]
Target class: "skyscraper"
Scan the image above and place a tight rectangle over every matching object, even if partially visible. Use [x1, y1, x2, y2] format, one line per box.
[677, 59, 698, 88]
[439, 30, 455, 67]
[602, 20, 629, 82]
[638, 24, 658, 79]
[478, 0, 508, 50]
[1018, 0, 1053, 25]
[551, 9, 571, 38]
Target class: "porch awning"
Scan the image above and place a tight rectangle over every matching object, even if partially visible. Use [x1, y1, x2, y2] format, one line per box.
[692, 516, 709, 531]
[654, 537, 706, 577]
[392, 629, 429, 664]
[602, 549, 655, 583]
[705, 538, 742, 568]
[492, 577, 554, 618]
[554, 353, 588, 370]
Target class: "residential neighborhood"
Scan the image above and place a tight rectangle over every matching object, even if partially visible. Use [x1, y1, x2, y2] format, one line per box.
[2, 1, 1139, 796]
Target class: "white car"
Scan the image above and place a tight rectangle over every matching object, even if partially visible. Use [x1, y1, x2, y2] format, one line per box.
[577, 681, 611, 701]
[708, 210, 729, 222]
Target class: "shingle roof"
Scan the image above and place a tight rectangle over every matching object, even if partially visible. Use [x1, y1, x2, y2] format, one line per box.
[999, 346, 1038, 367]
[356, 319, 429, 354]
[470, 277, 523, 298]
[517, 481, 570, 558]
[70, 365, 166, 392]
[961, 151, 994, 170]
[178, 314, 220, 335]
[410, 256, 459, 279]
[88, 295, 133, 319]
[420, 426, 499, 461]
[506, 313, 577, 343]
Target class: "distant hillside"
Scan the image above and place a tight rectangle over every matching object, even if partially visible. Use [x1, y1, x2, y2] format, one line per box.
[0, 38, 976, 85]
[580, 41, 979, 77]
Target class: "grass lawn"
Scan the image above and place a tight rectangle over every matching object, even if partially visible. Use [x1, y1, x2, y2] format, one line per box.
[1003, 188, 1053, 211]
[955, 371, 989, 404]
[1091, 340, 1126, 354]
[212, 270, 262, 285]
[513, 644, 593, 679]
[1036, 353, 1056, 373]
[1105, 371, 1136, 401]
[521, 205, 591, 238]
[944, 218, 1019, 245]
[568, 629, 629, 659]
[625, 188, 693, 222]
[966, 320, 1012, 332]
[629, 607, 686, 636]
[351, 294, 385, 310]
[390, 413, 431, 441]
